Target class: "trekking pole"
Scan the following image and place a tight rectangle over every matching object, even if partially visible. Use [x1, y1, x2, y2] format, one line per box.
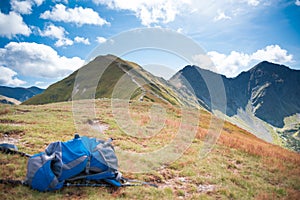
[0, 179, 28, 186]
[0, 144, 31, 158]
[64, 182, 112, 187]
[121, 178, 158, 188]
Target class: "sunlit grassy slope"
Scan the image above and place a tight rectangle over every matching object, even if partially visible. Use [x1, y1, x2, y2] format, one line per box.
[23, 55, 182, 107]
[0, 101, 299, 200]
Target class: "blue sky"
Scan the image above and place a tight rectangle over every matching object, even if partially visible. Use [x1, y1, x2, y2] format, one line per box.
[0, 0, 299, 88]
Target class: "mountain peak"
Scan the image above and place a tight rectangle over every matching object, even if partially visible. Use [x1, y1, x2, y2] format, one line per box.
[171, 61, 300, 128]
[23, 54, 182, 106]
[94, 54, 119, 61]
[249, 61, 291, 74]
[179, 65, 224, 77]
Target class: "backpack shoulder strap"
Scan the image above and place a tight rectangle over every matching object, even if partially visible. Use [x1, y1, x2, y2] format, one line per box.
[67, 170, 122, 187]
[67, 170, 116, 181]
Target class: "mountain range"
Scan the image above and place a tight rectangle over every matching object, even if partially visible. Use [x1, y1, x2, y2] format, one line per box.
[0, 86, 44, 103]
[170, 61, 300, 128]
[19, 55, 300, 151]
[170, 61, 300, 150]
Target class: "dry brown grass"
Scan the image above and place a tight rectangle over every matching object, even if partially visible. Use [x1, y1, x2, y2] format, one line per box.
[195, 111, 300, 170]
[0, 107, 12, 115]
[218, 127, 300, 165]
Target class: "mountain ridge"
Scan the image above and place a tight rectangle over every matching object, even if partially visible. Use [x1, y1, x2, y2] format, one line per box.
[23, 55, 184, 106]
[21, 56, 300, 149]
[0, 86, 44, 102]
[170, 61, 300, 128]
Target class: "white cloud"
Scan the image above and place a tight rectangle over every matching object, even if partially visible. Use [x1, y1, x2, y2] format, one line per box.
[214, 10, 231, 21]
[39, 24, 65, 39]
[251, 45, 293, 64]
[93, 0, 266, 26]
[40, 4, 110, 26]
[246, 0, 260, 6]
[39, 25, 90, 46]
[176, 28, 183, 33]
[194, 45, 293, 77]
[54, 38, 74, 47]
[39, 24, 74, 47]
[0, 66, 26, 86]
[33, 0, 44, 6]
[96, 36, 107, 44]
[0, 42, 84, 78]
[34, 81, 44, 86]
[295, 0, 300, 6]
[74, 36, 90, 45]
[10, 0, 45, 14]
[192, 54, 214, 69]
[93, 0, 191, 26]
[34, 81, 49, 88]
[53, 0, 68, 3]
[207, 51, 251, 77]
[0, 11, 31, 38]
[11, 0, 32, 14]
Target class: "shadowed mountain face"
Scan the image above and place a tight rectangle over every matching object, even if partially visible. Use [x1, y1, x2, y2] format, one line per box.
[170, 61, 300, 128]
[0, 86, 44, 102]
[169, 65, 228, 111]
[247, 62, 300, 127]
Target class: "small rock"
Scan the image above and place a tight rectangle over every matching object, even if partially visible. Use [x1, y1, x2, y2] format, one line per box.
[178, 177, 186, 182]
[198, 184, 215, 192]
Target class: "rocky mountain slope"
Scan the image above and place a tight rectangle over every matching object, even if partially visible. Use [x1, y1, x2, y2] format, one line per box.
[170, 61, 300, 128]
[170, 61, 300, 150]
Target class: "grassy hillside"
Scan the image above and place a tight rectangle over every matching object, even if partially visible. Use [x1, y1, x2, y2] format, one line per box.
[23, 55, 182, 107]
[0, 101, 299, 199]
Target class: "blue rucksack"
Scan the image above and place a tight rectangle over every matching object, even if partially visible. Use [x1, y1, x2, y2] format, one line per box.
[0, 134, 157, 191]
[25, 134, 122, 191]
